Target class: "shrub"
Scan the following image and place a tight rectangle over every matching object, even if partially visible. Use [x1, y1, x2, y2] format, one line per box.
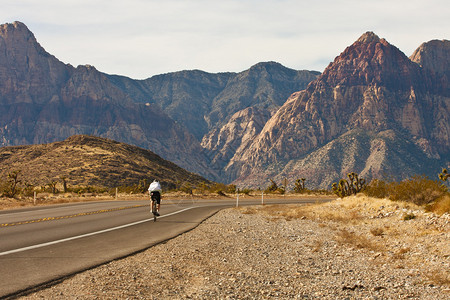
[388, 175, 447, 206]
[363, 175, 449, 213]
[265, 179, 278, 193]
[209, 183, 236, 195]
[181, 183, 193, 195]
[239, 188, 252, 195]
[403, 213, 416, 221]
[364, 179, 389, 198]
[427, 194, 450, 215]
[265, 179, 285, 194]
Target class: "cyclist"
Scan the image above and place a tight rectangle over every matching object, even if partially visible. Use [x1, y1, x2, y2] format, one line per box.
[148, 180, 162, 216]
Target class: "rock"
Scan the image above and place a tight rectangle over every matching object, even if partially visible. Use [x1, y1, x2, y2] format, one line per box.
[227, 33, 449, 188]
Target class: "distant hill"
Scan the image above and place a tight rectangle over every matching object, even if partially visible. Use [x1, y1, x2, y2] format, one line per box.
[0, 135, 210, 190]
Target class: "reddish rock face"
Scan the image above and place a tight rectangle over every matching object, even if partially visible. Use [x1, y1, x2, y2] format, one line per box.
[227, 33, 449, 188]
[319, 32, 426, 92]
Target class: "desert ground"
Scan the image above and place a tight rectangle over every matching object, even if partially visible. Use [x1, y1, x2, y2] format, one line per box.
[2, 194, 449, 299]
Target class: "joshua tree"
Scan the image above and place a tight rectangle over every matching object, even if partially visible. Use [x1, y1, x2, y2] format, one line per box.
[332, 172, 366, 197]
[266, 179, 278, 193]
[48, 181, 58, 194]
[61, 176, 68, 193]
[348, 172, 366, 193]
[294, 178, 306, 193]
[2, 170, 22, 198]
[439, 168, 449, 182]
[139, 178, 148, 193]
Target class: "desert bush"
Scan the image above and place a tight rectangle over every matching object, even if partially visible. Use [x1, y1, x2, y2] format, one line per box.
[22, 182, 35, 197]
[239, 188, 252, 195]
[388, 175, 447, 206]
[71, 185, 108, 194]
[47, 181, 58, 194]
[364, 179, 389, 198]
[265, 179, 285, 194]
[180, 183, 193, 195]
[336, 229, 383, 252]
[426, 194, 450, 215]
[403, 213, 416, 221]
[363, 175, 449, 212]
[265, 179, 278, 193]
[209, 183, 236, 195]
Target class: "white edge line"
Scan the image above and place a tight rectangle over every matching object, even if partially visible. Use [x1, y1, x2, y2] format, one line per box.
[0, 207, 196, 257]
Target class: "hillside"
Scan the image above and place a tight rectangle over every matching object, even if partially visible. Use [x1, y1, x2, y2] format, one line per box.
[0, 135, 210, 190]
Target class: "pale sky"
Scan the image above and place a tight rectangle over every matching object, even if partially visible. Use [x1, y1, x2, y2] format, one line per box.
[2, 0, 449, 79]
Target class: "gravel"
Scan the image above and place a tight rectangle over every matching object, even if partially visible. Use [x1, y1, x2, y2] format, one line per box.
[24, 196, 449, 299]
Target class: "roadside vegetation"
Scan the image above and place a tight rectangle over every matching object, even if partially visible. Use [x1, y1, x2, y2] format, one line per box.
[333, 169, 449, 215]
[239, 169, 450, 287]
[1, 168, 449, 215]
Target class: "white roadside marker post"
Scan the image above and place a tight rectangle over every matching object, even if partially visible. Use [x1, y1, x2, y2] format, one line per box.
[34, 191, 36, 205]
[236, 189, 239, 207]
[262, 191, 264, 205]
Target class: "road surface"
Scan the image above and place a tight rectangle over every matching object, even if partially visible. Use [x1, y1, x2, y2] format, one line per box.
[0, 196, 329, 298]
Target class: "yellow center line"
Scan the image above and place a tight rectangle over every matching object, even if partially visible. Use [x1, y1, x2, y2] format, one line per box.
[0, 204, 148, 228]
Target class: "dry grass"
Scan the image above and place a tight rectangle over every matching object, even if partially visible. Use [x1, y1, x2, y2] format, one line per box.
[428, 194, 450, 215]
[370, 227, 384, 236]
[310, 240, 323, 252]
[393, 247, 411, 259]
[253, 195, 449, 287]
[239, 207, 258, 215]
[425, 270, 450, 286]
[336, 229, 385, 252]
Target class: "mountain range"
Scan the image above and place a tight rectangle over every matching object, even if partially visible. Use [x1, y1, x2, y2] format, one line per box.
[0, 21, 448, 189]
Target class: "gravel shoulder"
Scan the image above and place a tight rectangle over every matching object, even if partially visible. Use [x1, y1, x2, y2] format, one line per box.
[23, 195, 450, 299]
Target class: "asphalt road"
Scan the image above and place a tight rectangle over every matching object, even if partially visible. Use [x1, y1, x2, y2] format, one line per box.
[0, 196, 329, 298]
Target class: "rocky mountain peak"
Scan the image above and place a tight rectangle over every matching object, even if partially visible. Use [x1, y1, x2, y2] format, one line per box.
[410, 39, 450, 96]
[226, 32, 449, 188]
[0, 21, 32, 37]
[318, 32, 422, 91]
[410, 39, 450, 70]
[356, 31, 381, 44]
[0, 21, 71, 106]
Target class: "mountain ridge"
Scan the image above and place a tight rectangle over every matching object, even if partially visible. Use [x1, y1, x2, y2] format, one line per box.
[226, 32, 449, 188]
[0, 22, 448, 189]
[0, 21, 320, 183]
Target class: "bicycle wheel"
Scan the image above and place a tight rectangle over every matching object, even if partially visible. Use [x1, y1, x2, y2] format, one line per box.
[152, 201, 157, 222]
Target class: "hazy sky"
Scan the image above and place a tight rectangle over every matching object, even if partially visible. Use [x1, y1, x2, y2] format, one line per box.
[2, 0, 449, 79]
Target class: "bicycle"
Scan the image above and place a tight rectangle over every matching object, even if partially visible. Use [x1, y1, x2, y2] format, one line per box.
[151, 200, 158, 222]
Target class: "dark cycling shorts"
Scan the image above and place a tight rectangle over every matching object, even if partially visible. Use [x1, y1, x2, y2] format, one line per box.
[151, 191, 161, 204]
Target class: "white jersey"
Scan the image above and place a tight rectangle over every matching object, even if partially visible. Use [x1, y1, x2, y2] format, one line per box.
[148, 180, 162, 192]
